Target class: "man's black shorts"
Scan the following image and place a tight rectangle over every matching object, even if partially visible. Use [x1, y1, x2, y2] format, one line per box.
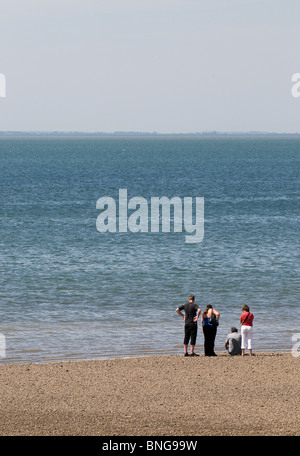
[184, 323, 197, 345]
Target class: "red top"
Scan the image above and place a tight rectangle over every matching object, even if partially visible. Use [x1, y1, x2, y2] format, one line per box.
[241, 312, 254, 326]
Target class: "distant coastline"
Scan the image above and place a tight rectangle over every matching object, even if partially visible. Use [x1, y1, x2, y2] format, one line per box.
[0, 130, 300, 137]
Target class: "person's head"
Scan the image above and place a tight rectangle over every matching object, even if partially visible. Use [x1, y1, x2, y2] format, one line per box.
[242, 305, 249, 312]
[231, 327, 238, 333]
[204, 304, 212, 314]
[188, 295, 195, 302]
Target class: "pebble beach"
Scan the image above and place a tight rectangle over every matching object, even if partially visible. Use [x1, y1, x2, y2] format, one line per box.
[0, 352, 299, 436]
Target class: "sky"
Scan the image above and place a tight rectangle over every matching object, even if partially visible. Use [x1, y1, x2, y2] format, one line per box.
[0, 0, 299, 133]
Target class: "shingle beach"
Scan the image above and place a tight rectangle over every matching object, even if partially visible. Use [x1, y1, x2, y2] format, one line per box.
[0, 353, 299, 436]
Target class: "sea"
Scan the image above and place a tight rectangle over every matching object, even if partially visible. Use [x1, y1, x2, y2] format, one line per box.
[0, 134, 299, 364]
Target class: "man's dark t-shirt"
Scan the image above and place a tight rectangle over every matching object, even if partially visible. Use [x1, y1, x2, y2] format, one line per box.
[178, 302, 199, 325]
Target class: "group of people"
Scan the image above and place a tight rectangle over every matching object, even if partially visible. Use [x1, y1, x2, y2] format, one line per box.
[175, 295, 254, 357]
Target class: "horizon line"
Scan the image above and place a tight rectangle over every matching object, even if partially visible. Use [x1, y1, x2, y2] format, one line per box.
[0, 130, 300, 137]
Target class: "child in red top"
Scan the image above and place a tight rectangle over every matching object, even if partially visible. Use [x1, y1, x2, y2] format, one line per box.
[240, 305, 254, 356]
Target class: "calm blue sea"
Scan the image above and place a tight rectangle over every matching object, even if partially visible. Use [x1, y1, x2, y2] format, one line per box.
[0, 135, 299, 363]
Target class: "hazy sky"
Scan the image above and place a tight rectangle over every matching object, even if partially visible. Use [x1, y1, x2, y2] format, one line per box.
[0, 0, 299, 133]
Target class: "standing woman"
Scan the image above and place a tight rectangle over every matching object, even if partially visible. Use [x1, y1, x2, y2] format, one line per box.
[202, 304, 220, 356]
[240, 305, 254, 356]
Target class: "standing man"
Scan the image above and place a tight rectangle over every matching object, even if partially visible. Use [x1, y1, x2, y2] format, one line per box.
[176, 295, 201, 357]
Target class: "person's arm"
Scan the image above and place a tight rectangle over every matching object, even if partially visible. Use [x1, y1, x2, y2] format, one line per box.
[175, 307, 185, 320]
[193, 307, 201, 322]
[214, 309, 220, 320]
